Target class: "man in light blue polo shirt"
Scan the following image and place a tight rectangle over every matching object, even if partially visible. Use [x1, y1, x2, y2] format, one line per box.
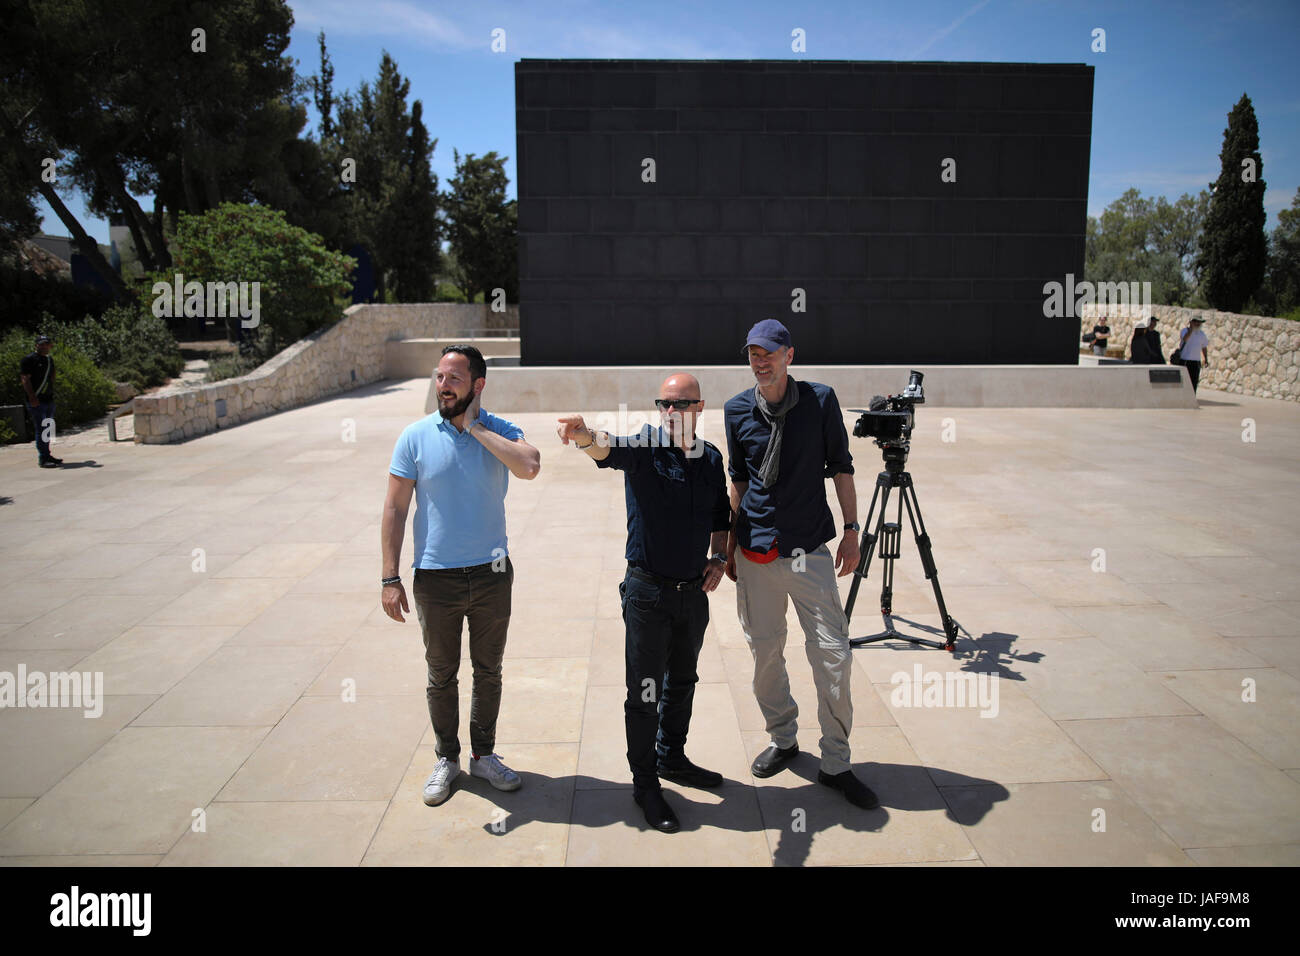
[381, 345, 541, 807]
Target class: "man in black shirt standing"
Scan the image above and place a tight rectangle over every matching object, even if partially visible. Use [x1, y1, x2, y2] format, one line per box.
[724, 319, 878, 810]
[558, 373, 731, 833]
[19, 335, 61, 468]
[1091, 316, 1110, 357]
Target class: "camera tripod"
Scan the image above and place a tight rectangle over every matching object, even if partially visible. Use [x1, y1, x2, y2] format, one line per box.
[844, 443, 960, 652]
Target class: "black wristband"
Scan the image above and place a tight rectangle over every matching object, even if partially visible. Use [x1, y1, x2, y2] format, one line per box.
[381, 575, 401, 586]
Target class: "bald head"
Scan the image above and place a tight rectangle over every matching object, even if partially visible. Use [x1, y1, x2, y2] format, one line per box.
[660, 373, 701, 401]
[657, 372, 703, 447]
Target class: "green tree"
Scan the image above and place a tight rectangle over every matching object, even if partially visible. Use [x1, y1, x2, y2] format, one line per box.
[1, 0, 319, 290]
[321, 49, 440, 302]
[140, 203, 354, 353]
[1254, 190, 1300, 317]
[443, 149, 518, 305]
[1198, 94, 1268, 312]
[0, 122, 41, 255]
[1085, 187, 1206, 305]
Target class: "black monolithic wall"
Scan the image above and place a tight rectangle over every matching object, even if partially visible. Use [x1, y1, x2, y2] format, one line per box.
[515, 60, 1093, 366]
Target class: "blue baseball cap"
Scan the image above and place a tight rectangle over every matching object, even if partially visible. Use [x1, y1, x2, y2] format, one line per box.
[743, 319, 791, 355]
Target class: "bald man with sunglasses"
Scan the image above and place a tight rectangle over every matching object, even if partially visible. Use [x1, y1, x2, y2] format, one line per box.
[558, 374, 731, 834]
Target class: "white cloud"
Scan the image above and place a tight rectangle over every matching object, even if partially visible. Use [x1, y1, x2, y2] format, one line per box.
[911, 0, 993, 58]
[289, 1, 752, 58]
[290, 0, 471, 46]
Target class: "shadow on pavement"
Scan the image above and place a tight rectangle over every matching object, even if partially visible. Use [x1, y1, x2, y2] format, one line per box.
[454, 764, 1008, 867]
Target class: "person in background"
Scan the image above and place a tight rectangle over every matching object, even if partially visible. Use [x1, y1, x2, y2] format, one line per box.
[1128, 320, 1152, 363]
[1091, 315, 1110, 357]
[19, 334, 61, 468]
[1177, 317, 1211, 392]
[1129, 317, 1164, 364]
[1143, 316, 1164, 365]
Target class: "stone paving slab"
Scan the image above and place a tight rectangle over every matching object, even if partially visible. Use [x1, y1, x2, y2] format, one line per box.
[1, 378, 1298, 866]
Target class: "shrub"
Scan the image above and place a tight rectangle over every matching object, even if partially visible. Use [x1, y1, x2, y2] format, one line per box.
[206, 352, 266, 382]
[140, 203, 355, 354]
[0, 327, 115, 426]
[39, 305, 185, 391]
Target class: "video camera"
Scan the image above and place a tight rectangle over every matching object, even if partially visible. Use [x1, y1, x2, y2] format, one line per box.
[852, 370, 925, 446]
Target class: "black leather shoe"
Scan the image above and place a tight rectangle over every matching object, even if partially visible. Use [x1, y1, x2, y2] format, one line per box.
[634, 787, 680, 833]
[657, 756, 723, 789]
[818, 769, 879, 809]
[750, 743, 799, 778]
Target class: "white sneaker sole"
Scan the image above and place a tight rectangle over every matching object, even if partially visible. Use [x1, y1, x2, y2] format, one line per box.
[423, 770, 458, 806]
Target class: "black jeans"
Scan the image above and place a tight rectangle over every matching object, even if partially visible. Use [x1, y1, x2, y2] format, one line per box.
[1184, 359, 1201, 392]
[620, 566, 709, 792]
[26, 401, 54, 460]
[411, 559, 513, 761]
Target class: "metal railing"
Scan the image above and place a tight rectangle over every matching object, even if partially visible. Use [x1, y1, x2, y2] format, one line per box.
[107, 399, 134, 442]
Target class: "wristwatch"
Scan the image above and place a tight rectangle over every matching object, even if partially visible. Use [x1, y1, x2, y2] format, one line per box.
[843, 522, 860, 533]
[710, 552, 727, 565]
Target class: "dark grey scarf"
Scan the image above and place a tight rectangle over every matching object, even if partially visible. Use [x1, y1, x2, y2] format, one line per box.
[754, 376, 799, 488]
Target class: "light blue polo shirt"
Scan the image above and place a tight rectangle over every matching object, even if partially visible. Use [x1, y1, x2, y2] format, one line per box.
[389, 409, 525, 570]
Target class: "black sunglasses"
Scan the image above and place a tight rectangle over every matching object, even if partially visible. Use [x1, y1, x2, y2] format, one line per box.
[654, 398, 699, 410]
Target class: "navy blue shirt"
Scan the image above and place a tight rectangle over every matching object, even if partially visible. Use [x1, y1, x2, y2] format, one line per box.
[596, 425, 731, 579]
[724, 380, 854, 557]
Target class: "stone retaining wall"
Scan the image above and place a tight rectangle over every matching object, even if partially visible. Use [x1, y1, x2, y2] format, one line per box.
[1080, 304, 1299, 402]
[133, 303, 518, 443]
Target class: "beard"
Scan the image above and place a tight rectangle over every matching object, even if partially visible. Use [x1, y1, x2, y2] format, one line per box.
[438, 390, 474, 420]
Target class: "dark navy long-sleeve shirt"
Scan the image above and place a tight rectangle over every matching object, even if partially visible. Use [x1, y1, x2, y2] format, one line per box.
[724, 380, 854, 557]
[596, 425, 732, 579]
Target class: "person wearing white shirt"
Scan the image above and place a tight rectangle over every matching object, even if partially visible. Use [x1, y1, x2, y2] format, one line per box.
[1177, 317, 1210, 392]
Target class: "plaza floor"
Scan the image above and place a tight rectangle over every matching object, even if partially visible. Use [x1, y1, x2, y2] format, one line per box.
[1, 378, 1298, 867]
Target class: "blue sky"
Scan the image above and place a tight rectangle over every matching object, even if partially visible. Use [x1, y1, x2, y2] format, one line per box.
[38, 0, 1300, 244]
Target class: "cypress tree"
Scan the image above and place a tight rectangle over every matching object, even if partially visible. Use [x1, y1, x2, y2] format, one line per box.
[1199, 94, 1267, 312]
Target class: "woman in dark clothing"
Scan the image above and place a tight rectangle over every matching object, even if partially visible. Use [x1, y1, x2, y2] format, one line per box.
[1130, 317, 1164, 364]
[1129, 322, 1153, 363]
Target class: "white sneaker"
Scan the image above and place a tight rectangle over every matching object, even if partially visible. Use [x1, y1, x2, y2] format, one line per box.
[470, 753, 522, 792]
[423, 757, 459, 806]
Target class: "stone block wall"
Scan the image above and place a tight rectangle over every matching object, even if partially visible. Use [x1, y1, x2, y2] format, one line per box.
[133, 303, 519, 443]
[1080, 304, 1299, 402]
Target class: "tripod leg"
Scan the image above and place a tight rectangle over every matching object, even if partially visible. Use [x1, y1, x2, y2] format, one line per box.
[899, 481, 959, 651]
[844, 472, 885, 622]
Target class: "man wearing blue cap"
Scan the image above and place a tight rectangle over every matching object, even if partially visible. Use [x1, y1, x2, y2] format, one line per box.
[723, 319, 877, 809]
